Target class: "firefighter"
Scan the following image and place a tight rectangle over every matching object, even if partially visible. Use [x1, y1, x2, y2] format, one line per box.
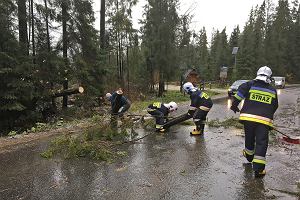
[183, 82, 213, 135]
[106, 88, 131, 117]
[147, 101, 178, 132]
[230, 66, 278, 178]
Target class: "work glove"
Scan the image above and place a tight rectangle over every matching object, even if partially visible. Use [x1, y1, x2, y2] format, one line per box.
[230, 105, 240, 113]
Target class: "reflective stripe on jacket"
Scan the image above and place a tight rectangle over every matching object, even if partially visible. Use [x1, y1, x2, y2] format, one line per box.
[233, 80, 278, 127]
[189, 90, 213, 111]
[148, 102, 169, 115]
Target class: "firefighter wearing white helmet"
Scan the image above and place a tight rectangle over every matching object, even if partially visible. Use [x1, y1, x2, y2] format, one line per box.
[230, 66, 278, 178]
[147, 101, 178, 132]
[255, 66, 272, 84]
[183, 82, 213, 135]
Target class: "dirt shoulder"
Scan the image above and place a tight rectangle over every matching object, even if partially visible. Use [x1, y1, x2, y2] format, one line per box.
[0, 120, 96, 154]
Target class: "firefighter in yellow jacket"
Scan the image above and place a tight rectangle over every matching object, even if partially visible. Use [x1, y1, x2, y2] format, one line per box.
[230, 66, 278, 178]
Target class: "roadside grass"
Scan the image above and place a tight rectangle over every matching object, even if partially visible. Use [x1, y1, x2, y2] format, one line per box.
[130, 90, 219, 113]
[41, 116, 136, 161]
[205, 82, 231, 89]
[179, 120, 194, 126]
[207, 118, 243, 129]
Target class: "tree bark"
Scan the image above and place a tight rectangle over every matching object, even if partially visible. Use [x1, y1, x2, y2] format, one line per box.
[52, 87, 84, 98]
[62, 1, 68, 109]
[43, 0, 55, 108]
[18, 0, 29, 55]
[100, 0, 106, 50]
[44, 0, 51, 52]
[30, 0, 36, 63]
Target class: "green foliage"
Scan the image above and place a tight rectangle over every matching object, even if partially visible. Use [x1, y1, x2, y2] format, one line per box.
[196, 27, 210, 78]
[142, 0, 180, 92]
[41, 134, 115, 161]
[209, 29, 230, 80]
[41, 119, 135, 160]
[8, 130, 17, 137]
[207, 118, 243, 129]
[29, 122, 48, 133]
[130, 90, 189, 112]
[0, 1, 38, 132]
[179, 120, 194, 126]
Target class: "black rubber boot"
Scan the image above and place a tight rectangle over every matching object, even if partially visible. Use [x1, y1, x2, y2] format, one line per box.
[242, 150, 254, 162]
[199, 124, 205, 134]
[254, 170, 266, 178]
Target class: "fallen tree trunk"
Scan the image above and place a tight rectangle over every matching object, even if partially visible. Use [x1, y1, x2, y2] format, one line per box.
[162, 113, 191, 129]
[52, 86, 84, 98]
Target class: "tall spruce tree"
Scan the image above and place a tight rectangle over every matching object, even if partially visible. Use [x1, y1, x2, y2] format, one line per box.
[178, 14, 192, 72]
[289, 1, 300, 80]
[106, 0, 137, 88]
[265, 0, 292, 76]
[0, 0, 34, 131]
[209, 28, 230, 80]
[18, 0, 29, 55]
[195, 27, 209, 79]
[238, 9, 256, 78]
[72, 0, 105, 98]
[253, 3, 267, 67]
[142, 0, 180, 96]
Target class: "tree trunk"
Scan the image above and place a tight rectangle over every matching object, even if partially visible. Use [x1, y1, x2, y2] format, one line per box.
[100, 0, 105, 50]
[30, 0, 36, 63]
[158, 78, 164, 97]
[127, 46, 130, 97]
[43, 0, 55, 108]
[44, 0, 51, 52]
[62, 1, 68, 109]
[27, 0, 31, 51]
[62, 78, 68, 107]
[18, 0, 28, 55]
[52, 87, 84, 98]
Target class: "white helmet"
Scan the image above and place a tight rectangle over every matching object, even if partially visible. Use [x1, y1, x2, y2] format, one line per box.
[183, 82, 196, 93]
[255, 66, 272, 84]
[164, 102, 178, 112]
[105, 93, 112, 100]
[169, 101, 178, 112]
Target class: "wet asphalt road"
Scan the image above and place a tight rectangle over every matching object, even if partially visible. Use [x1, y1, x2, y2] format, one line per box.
[0, 87, 300, 200]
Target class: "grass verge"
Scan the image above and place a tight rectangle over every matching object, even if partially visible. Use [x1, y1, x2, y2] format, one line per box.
[207, 118, 243, 129]
[131, 90, 219, 113]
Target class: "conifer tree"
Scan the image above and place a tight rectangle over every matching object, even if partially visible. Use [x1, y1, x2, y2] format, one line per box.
[142, 0, 180, 96]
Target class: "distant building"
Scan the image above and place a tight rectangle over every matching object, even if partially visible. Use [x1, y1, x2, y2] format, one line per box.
[182, 68, 200, 85]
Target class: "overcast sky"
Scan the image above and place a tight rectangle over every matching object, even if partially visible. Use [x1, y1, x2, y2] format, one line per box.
[93, 0, 268, 39]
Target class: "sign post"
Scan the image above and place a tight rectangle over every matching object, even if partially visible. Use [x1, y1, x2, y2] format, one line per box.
[232, 47, 239, 80]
